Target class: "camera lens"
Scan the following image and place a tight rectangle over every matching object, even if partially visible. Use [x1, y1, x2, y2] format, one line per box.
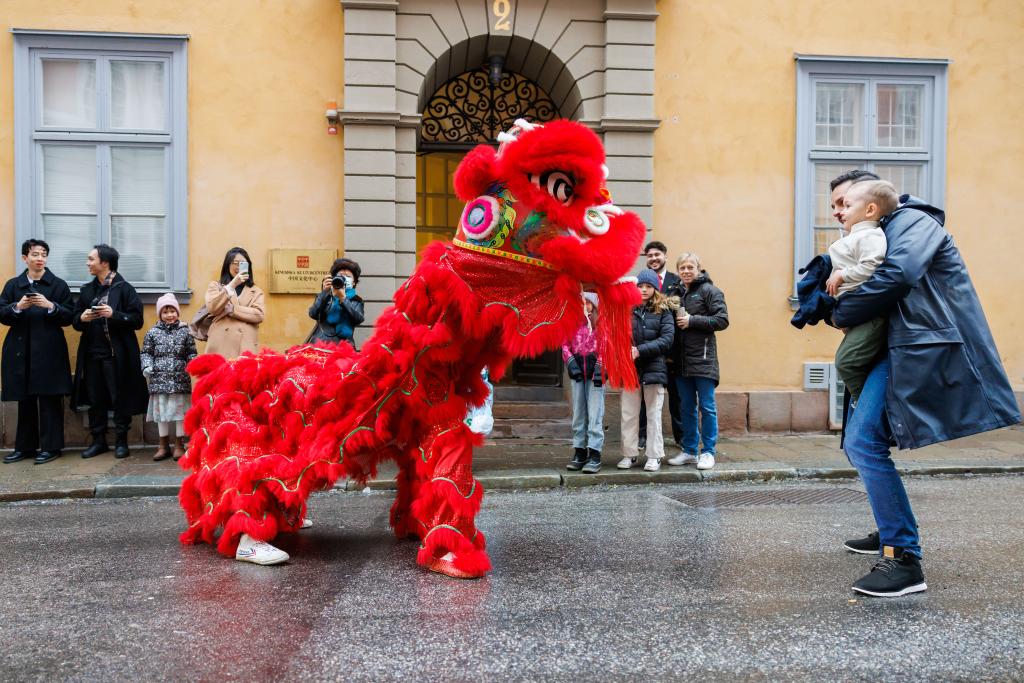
[331, 276, 345, 289]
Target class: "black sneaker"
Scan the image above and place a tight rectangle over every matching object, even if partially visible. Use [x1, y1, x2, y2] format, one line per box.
[581, 448, 601, 474]
[844, 530, 880, 554]
[852, 547, 927, 597]
[566, 448, 587, 471]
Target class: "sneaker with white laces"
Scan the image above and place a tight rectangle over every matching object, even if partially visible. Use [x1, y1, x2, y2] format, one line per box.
[235, 533, 290, 565]
[300, 518, 313, 529]
[643, 457, 661, 472]
[667, 450, 698, 466]
[616, 456, 637, 470]
[696, 452, 715, 470]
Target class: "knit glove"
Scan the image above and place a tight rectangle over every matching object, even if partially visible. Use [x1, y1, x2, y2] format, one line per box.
[566, 357, 584, 381]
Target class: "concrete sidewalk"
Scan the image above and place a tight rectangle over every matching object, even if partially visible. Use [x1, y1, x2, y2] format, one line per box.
[1, 426, 1022, 502]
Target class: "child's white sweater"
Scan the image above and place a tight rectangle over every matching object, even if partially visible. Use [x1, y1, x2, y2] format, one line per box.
[828, 220, 887, 297]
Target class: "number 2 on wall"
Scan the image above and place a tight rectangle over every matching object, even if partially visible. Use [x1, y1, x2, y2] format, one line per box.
[493, 0, 512, 31]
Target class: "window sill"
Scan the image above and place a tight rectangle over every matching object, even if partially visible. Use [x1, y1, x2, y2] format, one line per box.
[70, 287, 193, 305]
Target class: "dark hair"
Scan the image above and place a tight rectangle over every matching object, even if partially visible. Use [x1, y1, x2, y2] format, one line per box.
[22, 239, 49, 256]
[828, 169, 880, 192]
[330, 258, 361, 286]
[93, 243, 119, 272]
[219, 247, 255, 287]
[644, 241, 668, 255]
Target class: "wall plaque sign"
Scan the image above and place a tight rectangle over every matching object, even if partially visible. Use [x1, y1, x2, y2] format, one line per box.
[268, 248, 338, 294]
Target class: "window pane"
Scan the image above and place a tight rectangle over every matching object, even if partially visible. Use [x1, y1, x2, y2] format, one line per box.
[813, 163, 861, 254]
[111, 216, 166, 282]
[42, 215, 97, 277]
[814, 82, 863, 147]
[112, 147, 166, 214]
[876, 84, 923, 148]
[875, 164, 924, 199]
[111, 60, 167, 130]
[43, 145, 97, 213]
[42, 59, 97, 128]
[425, 155, 446, 193]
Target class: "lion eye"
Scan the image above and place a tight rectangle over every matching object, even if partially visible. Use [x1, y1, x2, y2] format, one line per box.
[529, 171, 575, 206]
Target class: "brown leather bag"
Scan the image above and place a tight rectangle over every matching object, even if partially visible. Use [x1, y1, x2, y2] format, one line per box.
[188, 305, 214, 341]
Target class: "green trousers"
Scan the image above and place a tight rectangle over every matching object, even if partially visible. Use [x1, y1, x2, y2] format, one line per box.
[835, 317, 887, 400]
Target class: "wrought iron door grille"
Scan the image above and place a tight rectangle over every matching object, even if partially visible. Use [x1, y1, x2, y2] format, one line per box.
[663, 487, 868, 508]
[421, 67, 559, 145]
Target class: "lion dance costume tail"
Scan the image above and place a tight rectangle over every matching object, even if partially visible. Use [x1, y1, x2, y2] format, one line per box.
[178, 119, 645, 578]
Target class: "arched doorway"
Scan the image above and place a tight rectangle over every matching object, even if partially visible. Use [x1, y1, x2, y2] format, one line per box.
[416, 64, 564, 386]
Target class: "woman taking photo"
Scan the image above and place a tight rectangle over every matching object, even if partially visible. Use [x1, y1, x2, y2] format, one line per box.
[307, 258, 364, 347]
[666, 252, 729, 471]
[204, 247, 265, 360]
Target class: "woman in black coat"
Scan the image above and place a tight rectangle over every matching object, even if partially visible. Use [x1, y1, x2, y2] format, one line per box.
[618, 269, 676, 473]
[666, 253, 729, 471]
[0, 240, 74, 464]
[71, 245, 150, 459]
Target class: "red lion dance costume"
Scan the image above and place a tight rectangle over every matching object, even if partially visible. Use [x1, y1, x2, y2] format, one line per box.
[179, 119, 645, 578]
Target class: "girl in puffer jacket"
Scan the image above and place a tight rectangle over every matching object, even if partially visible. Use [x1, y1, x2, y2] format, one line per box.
[141, 293, 197, 461]
[620, 269, 677, 472]
[563, 292, 604, 473]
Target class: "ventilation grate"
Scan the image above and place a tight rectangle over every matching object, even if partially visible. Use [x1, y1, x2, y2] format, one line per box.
[803, 362, 830, 390]
[663, 487, 867, 508]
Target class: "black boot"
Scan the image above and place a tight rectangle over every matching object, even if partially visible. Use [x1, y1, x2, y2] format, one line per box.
[581, 448, 601, 474]
[114, 433, 130, 459]
[566, 447, 588, 471]
[81, 436, 110, 459]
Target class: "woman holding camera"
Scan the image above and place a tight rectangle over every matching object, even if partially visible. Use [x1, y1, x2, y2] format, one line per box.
[306, 258, 364, 347]
[204, 247, 265, 360]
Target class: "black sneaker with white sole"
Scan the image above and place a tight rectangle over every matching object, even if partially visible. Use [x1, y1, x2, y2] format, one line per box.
[844, 530, 880, 554]
[852, 547, 927, 597]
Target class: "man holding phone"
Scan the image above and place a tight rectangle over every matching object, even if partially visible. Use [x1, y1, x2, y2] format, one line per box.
[0, 239, 74, 464]
[71, 244, 149, 459]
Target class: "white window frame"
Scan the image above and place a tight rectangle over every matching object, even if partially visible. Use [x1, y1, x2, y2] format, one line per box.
[13, 29, 189, 299]
[793, 55, 949, 293]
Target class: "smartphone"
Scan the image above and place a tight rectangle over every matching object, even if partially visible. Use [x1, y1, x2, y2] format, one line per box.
[238, 260, 249, 276]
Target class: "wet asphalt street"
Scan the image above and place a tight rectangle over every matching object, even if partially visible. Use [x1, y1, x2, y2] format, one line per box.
[1, 476, 1022, 681]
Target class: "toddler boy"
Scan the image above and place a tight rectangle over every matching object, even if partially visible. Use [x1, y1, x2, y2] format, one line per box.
[825, 179, 899, 399]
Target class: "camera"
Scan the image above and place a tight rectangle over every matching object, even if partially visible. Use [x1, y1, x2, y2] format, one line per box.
[331, 275, 346, 290]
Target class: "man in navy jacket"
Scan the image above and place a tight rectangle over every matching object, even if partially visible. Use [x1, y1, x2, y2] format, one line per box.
[830, 171, 1020, 597]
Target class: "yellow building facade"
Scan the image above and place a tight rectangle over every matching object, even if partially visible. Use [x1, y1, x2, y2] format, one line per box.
[1, 0, 1020, 434]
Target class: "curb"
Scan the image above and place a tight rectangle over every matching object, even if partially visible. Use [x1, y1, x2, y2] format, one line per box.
[2, 464, 1022, 504]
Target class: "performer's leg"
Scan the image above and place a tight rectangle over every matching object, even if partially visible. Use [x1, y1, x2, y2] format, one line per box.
[390, 446, 423, 540]
[409, 421, 490, 578]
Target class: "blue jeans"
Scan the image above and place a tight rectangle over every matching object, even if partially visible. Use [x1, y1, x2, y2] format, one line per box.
[843, 356, 922, 557]
[570, 380, 605, 452]
[675, 376, 718, 455]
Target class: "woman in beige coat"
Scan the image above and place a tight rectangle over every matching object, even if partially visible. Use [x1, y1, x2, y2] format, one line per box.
[204, 247, 265, 359]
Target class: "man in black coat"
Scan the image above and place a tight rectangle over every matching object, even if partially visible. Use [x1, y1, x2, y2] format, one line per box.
[0, 239, 74, 464]
[830, 171, 1020, 598]
[71, 244, 149, 459]
[638, 241, 684, 450]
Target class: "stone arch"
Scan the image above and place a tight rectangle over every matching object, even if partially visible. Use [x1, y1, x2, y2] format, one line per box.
[413, 34, 589, 125]
[338, 0, 658, 345]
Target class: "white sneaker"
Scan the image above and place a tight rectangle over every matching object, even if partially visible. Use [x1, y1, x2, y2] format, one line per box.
[667, 451, 698, 466]
[643, 457, 661, 472]
[616, 457, 637, 469]
[697, 453, 716, 470]
[235, 533, 289, 565]
[300, 518, 313, 529]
